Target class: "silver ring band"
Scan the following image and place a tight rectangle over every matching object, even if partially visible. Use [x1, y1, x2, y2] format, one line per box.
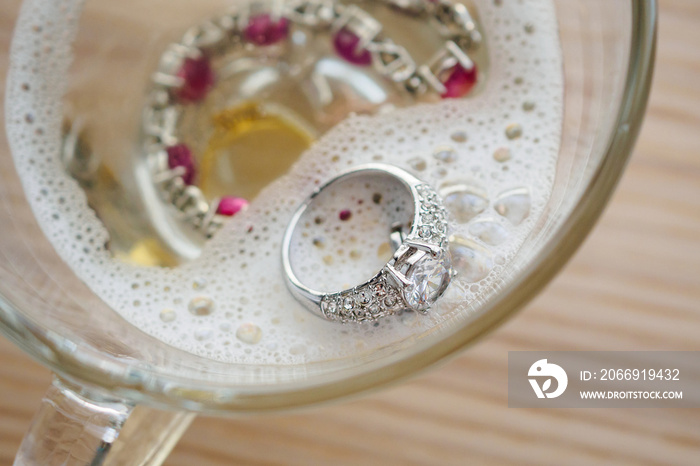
[282, 163, 453, 323]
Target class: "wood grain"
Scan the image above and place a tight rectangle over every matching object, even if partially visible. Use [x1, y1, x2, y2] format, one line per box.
[1, 0, 699, 464]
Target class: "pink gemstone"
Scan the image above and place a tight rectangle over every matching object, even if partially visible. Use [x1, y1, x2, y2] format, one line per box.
[244, 14, 290, 46]
[441, 63, 478, 99]
[339, 209, 352, 221]
[176, 56, 214, 103]
[166, 144, 196, 185]
[333, 27, 372, 66]
[216, 196, 249, 216]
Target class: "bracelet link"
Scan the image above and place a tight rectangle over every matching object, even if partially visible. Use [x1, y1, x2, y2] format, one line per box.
[332, 5, 383, 48]
[418, 40, 475, 95]
[431, 0, 482, 50]
[367, 40, 416, 83]
[286, 0, 338, 28]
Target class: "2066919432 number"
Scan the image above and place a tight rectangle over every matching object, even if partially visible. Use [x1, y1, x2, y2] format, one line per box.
[600, 368, 680, 381]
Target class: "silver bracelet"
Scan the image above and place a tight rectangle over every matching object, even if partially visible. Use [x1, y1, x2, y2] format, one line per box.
[142, 0, 481, 238]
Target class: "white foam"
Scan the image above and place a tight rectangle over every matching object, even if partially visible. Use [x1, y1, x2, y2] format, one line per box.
[6, 0, 563, 364]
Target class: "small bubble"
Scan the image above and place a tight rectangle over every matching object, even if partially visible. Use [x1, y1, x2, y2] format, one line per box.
[290, 344, 307, 355]
[350, 249, 362, 260]
[449, 236, 494, 282]
[523, 101, 536, 112]
[493, 147, 512, 163]
[236, 323, 262, 345]
[188, 296, 214, 316]
[450, 131, 468, 143]
[193, 278, 207, 290]
[494, 188, 531, 225]
[312, 237, 325, 248]
[323, 255, 334, 265]
[433, 147, 457, 163]
[433, 167, 448, 178]
[160, 309, 177, 323]
[524, 23, 535, 34]
[194, 327, 214, 341]
[314, 216, 324, 225]
[505, 124, 523, 140]
[408, 157, 427, 172]
[440, 182, 488, 223]
[372, 193, 382, 204]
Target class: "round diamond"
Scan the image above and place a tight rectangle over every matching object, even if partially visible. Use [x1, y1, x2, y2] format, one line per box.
[419, 225, 433, 239]
[358, 290, 372, 305]
[384, 295, 397, 308]
[404, 252, 452, 311]
[322, 298, 338, 317]
[374, 283, 387, 298]
[343, 297, 355, 310]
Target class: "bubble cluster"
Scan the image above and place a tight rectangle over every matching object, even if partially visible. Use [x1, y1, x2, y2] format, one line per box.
[6, 0, 563, 364]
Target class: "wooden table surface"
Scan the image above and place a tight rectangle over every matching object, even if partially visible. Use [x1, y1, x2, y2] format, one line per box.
[1, 0, 699, 464]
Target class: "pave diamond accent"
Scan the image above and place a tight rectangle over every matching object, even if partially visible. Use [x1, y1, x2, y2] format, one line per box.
[319, 274, 402, 324]
[414, 184, 449, 244]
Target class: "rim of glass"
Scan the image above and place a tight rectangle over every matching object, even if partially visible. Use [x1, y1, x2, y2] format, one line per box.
[0, 0, 657, 413]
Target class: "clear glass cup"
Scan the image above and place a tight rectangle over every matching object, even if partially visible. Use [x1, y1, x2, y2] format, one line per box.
[1, 0, 656, 464]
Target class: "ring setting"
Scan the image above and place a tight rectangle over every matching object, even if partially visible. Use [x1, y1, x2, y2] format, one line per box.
[282, 164, 453, 324]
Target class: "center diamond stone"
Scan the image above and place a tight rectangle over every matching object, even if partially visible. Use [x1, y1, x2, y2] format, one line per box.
[404, 251, 452, 311]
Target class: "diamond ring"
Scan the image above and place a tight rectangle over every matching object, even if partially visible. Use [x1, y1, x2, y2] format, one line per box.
[282, 164, 453, 323]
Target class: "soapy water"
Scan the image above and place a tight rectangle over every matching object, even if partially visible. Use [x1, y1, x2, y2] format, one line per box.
[6, 0, 562, 363]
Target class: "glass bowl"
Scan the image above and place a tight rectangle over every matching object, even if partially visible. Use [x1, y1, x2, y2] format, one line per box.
[1, 0, 656, 463]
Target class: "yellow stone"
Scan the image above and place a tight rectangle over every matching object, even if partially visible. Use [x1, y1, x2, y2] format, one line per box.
[115, 238, 179, 267]
[198, 102, 315, 200]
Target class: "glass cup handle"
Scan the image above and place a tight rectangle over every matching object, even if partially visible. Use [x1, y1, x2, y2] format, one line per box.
[14, 376, 194, 466]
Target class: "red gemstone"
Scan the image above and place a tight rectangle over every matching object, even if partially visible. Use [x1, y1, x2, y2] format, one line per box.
[333, 27, 372, 66]
[176, 56, 214, 103]
[166, 144, 196, 185]
[441, 63, 478, 99]
[244, 14, 290, 46]
[339, 209, 352, 221]
[216, 196, 249, 216]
